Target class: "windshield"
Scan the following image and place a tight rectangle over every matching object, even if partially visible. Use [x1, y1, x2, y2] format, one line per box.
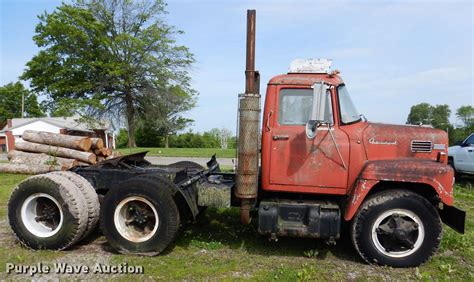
[338, 85, 361, 124]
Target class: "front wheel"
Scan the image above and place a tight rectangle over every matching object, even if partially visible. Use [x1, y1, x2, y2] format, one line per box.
[351, 189, 441, 267]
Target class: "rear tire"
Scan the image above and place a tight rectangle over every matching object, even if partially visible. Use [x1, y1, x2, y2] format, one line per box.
[351, 189, 441, 267]
[100, 176, 180, 256]
[50, 171, 100, 239]
[8, 173, 88, 250]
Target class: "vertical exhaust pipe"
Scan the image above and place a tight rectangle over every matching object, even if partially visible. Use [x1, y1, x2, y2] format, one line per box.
[245, 10, 258, 94]
[236, 10, 260, 224]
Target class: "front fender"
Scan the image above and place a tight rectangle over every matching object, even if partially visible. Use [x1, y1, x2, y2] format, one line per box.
[344, 159, 454, 221]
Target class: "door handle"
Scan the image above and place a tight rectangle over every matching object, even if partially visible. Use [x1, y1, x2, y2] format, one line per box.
[468, 150, 473, 152]
[273, 135, 289, 140]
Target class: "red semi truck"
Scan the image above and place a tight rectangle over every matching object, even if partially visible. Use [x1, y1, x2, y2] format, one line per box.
[8, 10, 465, 267]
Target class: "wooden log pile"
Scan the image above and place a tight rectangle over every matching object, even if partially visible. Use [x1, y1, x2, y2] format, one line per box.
[1, 130, 122, 174]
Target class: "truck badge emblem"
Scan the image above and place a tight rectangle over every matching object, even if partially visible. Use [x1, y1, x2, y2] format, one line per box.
[368, 137, 397, 145]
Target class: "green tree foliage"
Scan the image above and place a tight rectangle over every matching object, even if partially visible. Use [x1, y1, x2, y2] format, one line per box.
[407, 103, 473, 145]
[406, 103, 451, 130]
[22, 0, 196, 147]
[167, 130, 236, 149]
[139, 85, 195, 148]
[431, 104, 451, 130]
[116, 128, 129, 148]
[406, 103, 432, 125]
[0, 82, 44, 127]
[456, 106, 474, 129]
[450, 105, 474, 144]
[135, 123, 164, 147]
[129, 129, 234, 149]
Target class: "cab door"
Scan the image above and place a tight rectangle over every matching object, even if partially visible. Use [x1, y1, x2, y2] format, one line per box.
[268, 86, 350, 189]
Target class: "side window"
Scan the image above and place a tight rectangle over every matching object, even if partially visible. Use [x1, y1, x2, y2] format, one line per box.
[464, 134, 474, 145]
[278, 88, 333, 125]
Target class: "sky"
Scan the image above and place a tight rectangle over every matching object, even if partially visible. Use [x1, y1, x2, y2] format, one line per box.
[1, 0, 473, 133]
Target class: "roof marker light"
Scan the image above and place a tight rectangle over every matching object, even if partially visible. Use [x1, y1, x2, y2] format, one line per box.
[288, 59, 332, 74]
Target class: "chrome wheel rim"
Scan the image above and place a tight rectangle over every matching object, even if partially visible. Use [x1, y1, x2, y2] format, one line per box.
[371, 209, 425, 258]
[20, 193, 63, 238]
[114, 196, 159, 243]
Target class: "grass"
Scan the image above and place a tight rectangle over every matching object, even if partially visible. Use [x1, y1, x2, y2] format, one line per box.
[117, 147, 236, 158]
[0, 172, 472, 280]
[0, 173, 28, 218]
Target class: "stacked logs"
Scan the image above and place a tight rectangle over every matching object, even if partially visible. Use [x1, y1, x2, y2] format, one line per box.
[0, 130, 121, 174]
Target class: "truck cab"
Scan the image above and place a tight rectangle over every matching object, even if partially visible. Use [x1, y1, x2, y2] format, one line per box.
[262, 60, 453, 203]
[254, 59, 465, 266]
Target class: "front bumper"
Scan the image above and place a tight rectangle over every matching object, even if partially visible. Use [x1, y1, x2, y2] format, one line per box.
[439, 204, 466, 234]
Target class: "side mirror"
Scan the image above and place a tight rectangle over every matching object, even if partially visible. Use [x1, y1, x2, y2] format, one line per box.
[305, 120, 318, 139]
[305, 82, 329, 139]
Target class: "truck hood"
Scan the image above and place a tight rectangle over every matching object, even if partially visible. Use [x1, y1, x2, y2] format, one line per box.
[362, 123, 448, 161]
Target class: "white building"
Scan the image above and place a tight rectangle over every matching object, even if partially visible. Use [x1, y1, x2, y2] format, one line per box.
[0, 117, 115, 152]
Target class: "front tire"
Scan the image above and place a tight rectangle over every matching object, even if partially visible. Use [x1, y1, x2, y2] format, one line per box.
[351, 189, 441, 267]
[100, 176, 180, 256]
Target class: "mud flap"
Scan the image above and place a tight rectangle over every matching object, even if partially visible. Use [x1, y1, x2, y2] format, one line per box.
[439, 204, 466, 234]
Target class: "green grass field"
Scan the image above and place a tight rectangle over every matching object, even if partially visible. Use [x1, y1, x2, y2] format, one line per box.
[0, 173, 472, 280]
[117, 147, 236, 158]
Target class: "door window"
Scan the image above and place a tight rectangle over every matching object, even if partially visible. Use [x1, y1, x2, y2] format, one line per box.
[278, 89, 333, 125]
[464, 134, 474, 146]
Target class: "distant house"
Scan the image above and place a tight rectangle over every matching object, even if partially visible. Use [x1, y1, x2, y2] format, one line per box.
[0, 117, 115, 153]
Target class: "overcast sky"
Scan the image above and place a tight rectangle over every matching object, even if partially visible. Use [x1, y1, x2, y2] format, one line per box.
[1, 0, 472, 133]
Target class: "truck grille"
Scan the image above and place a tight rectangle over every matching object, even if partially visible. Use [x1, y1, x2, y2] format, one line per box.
[411, 140, 432, 152]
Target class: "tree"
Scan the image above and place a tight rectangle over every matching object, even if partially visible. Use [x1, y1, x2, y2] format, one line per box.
[0, 82, 44, 127]
[218, 128, 232, 149]
[406, 103, 451, 130]
[22, 0, 196, 147]
[135, 122, 164, 147]
[449, 105, 474, 144]
[456, 105, 474, 129]
[430, 104, 451, 130]
[139, 85, 194, 148]
[208, 127, 233, 149]
[406, 103, 432, 125]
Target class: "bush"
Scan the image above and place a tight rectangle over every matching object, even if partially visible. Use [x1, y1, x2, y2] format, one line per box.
[116, 128, 129, 148]
[135, 124, 164, 147]
[117, 126, 235, 149]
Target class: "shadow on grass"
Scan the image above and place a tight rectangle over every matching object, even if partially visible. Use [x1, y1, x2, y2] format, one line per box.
[91, 207, 364, 264]
[174, 207, 364, 264]
[455, 175, 474, 187]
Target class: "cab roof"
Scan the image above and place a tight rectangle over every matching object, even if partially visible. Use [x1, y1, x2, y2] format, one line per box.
[268, 73, 344, 86]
